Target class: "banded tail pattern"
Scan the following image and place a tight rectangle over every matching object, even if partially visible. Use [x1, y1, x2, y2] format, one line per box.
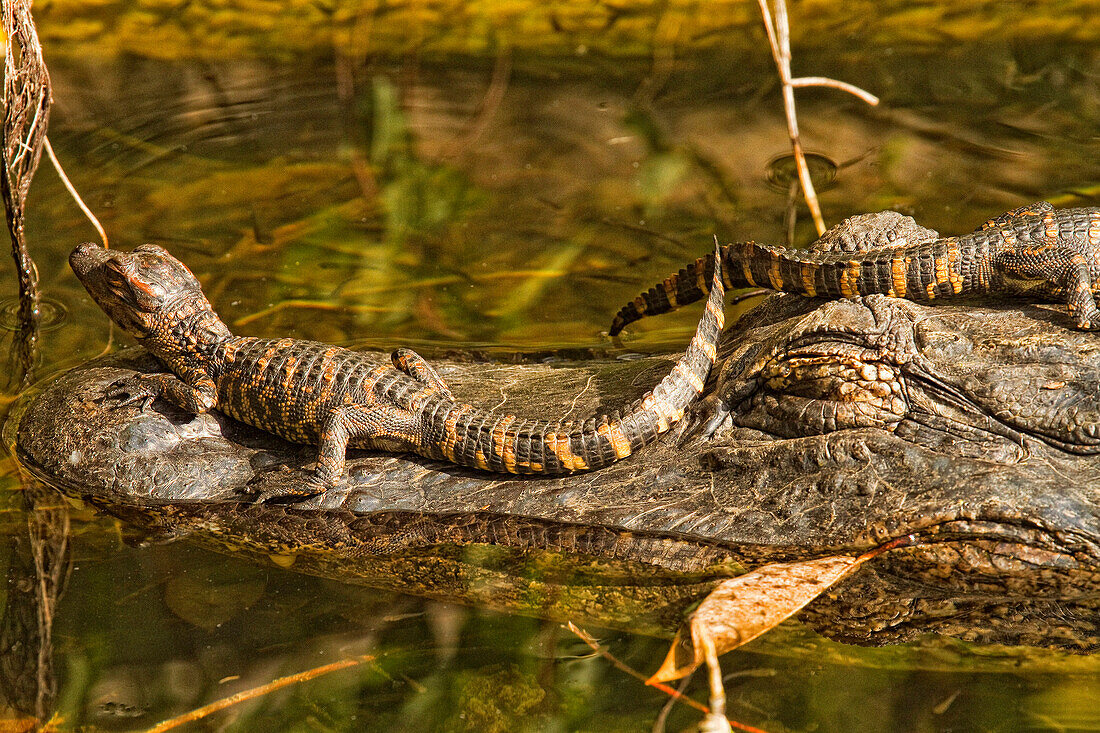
[610, 235, 994, 335]
[421, 242, 726, 474]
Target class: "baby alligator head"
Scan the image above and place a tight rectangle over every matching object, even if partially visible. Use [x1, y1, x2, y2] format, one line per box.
[703, 293, 1100, 460]
[70, 242, 231, 351]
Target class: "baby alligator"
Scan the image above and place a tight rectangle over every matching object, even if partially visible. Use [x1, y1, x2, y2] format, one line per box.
[609, 202, 1100, 334]
[69, 241, 724, 498]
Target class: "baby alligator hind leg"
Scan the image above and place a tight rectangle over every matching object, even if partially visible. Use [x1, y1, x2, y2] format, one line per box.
[259, 403, 421, 501]
[995, 247, 1100, 330]
[391, 347, 455, 401]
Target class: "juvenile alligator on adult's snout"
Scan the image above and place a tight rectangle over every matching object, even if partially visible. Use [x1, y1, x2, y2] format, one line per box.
[610, 202, 1100, 335]
[12, 203, 1100, 652]
[68, 240, 725, 500]
[15, 288, 1100, 650]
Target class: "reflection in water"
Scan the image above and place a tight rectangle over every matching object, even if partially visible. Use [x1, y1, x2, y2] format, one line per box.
[0, 298, 67, 333]
[0, 1, 1098, 729]
[764, 151, 839, 193]
[0, 480, 70, 723]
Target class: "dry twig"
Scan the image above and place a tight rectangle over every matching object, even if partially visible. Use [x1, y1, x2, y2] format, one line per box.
[1, 0, 51, 387]
[755, 0, 879, 236]
[43, 137, 107, 247]
[143, 655, 377, 733]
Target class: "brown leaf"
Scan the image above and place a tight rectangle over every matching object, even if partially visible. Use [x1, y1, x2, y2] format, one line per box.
[649, 554, 867, 684]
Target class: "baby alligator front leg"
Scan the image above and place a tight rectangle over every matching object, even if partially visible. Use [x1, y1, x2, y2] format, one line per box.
[101, 367, 218, 413]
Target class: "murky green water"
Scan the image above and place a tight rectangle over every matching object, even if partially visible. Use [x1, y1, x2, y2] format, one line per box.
[2, 2, 1099, 730]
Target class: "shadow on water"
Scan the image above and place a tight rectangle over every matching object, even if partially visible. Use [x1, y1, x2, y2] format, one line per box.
[1, 1, 1099, 729]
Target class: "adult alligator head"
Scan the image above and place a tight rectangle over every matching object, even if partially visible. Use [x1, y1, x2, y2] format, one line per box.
[11, 295, 1100, 650]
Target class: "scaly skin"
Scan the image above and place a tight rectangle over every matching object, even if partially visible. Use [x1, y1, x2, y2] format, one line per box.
[609, 202, 1100, 335]
[69, 241, 725, 499]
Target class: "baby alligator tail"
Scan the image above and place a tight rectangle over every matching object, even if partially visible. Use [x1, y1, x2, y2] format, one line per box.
[609, 237, 984, 335]
[421, 244, 726, 474]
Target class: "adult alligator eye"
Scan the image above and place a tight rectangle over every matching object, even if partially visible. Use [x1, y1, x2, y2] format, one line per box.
[733, 353, 908, 437]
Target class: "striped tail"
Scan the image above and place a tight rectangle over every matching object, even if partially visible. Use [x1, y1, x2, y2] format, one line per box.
[609, 247, 727, 336]
[426, 242, 725, 474]
[610, 237, 978, 334]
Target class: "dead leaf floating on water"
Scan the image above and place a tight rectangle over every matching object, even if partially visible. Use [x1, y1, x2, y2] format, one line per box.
[649, 536, 915, 684]
[649, 554, 866, 684]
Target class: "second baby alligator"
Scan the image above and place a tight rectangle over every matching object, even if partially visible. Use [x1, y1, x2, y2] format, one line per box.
[69, 241, 725, 498]
[610, 202, 1100, 334]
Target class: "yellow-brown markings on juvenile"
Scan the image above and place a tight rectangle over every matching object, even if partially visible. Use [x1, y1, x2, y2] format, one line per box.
[740, 242, 758, 286]
[718, 253, 734, 289]
[674, 362, 705, 393]
[597, 422, 632, 459]
[890, 255, 907, 298]
[800, 262, 817, 297]
[653, 391, 680, 424]
[282, 356, 299, 388]
[694, 262, 708, 293]
[705, 295, 723, 326]
[361, 363, 388, 395]
[405, 384, 437, 411]
[934, 253, 949, 287]
[493, 415, 517, 472]
[692, 333, 718, 362]
[543, 431, 560, 470]
[1089, 213, 1100, 247]
[316, 349, 338, 402]
[946, 240, 963, 294]
[223, 340, 239, 363]
[839, 261, 861, 298]
[441, 405, 468, 462]
[474, 449, 490, 471]
[501, 432, 518, 473]
[925, 280, 938, 299]
[662, 278, 679, 307]
[640, 394, 670, 433]
[547, 430, 588, 471]
[767, 250, 784, 290]
[256, 341, 285, 374]
[1044, 212, 1058, 241]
